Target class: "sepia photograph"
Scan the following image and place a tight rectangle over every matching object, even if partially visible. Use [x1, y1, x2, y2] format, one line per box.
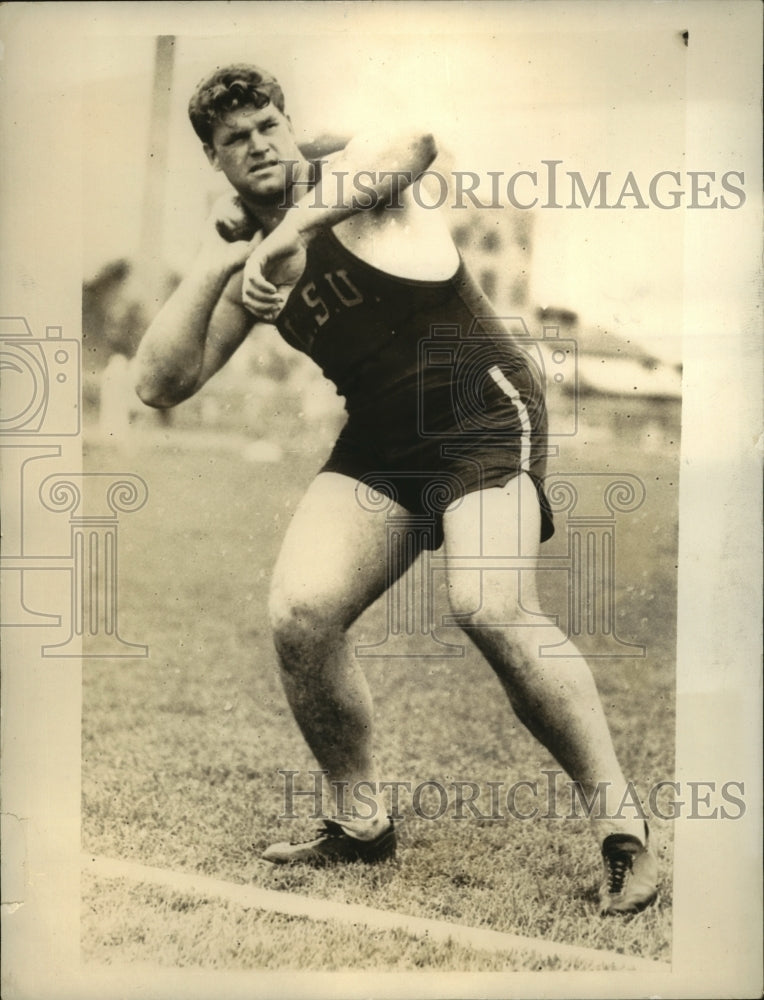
[1, 2, 761, 998]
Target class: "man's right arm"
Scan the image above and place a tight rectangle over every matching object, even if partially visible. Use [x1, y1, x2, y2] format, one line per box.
[134, 211, 261, 409]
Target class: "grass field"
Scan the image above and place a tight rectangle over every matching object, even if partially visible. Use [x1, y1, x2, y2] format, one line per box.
[81, 419, 677, 971]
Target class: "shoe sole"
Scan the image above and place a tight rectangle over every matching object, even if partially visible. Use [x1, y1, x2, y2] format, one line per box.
[601, 889, 659, 916]
[262, 828, 397, 867]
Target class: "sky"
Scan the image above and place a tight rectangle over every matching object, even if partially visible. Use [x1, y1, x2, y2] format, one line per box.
[80, 6, 704, 363]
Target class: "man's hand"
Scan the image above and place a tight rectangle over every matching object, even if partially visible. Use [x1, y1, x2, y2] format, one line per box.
[241, 223, 307, 322]
[211, 192, 258, 243]
[198, 198, 263, 273]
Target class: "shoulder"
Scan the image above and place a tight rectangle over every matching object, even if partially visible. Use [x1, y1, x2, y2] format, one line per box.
[332, 190, 460, 281]
[310, 125, 459, 280]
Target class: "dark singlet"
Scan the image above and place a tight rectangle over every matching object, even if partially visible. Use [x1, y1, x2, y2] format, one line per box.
[274, 225, 554, 543]
[275, 228, 544, 415]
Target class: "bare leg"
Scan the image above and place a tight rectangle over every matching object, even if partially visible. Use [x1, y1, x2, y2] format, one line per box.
[442, 473, 642, 840]
[268, 472, 423, 823]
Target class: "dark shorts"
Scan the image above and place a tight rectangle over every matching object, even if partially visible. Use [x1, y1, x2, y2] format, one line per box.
[320, 358, 555, 550]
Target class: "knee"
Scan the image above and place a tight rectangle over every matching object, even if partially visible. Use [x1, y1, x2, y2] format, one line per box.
[446, 577, 542, 633]
[268, 588, 345, 666]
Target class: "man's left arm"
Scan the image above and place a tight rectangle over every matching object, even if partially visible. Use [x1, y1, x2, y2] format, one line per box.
[241, 129, 437, 318]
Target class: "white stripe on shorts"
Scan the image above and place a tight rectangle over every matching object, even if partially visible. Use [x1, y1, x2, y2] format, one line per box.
[488, 365, 532, 472]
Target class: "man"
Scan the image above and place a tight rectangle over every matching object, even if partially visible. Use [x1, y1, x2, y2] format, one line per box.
[134, 64, 658, 915]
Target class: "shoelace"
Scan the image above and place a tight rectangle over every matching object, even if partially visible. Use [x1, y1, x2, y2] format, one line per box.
[605, 850, 633, 894]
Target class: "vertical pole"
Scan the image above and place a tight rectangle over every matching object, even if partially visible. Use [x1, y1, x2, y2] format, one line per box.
[138, 35, 175, 317]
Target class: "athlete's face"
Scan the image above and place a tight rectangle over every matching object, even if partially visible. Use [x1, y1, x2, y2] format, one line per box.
[204, 103, 305, 205]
